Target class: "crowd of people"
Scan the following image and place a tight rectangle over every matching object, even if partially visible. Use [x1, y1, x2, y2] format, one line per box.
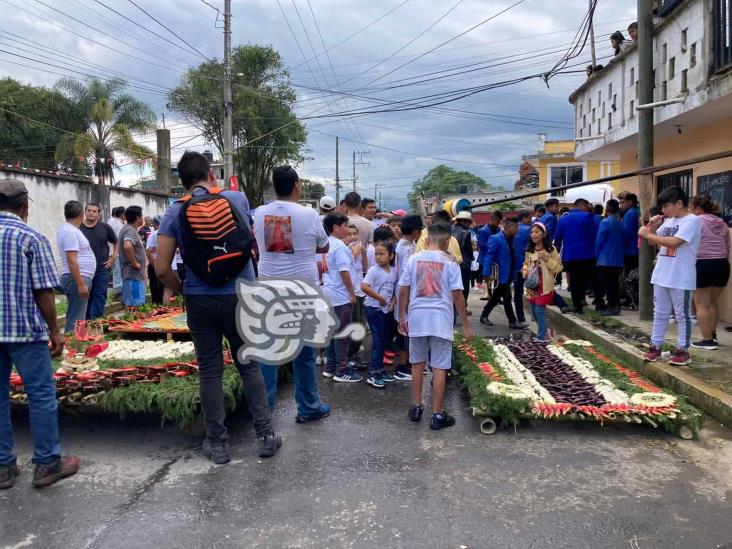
[1, 149, 730, 485]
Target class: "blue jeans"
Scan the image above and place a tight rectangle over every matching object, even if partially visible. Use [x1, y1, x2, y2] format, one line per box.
[60, 273, 92, 334]
[530, 302, 548, 341]
[364, 306, 387, 374]
[260, 346, 323, 417]
[112, 256, 122, 294]
[86, 266, 110, 319]
[326, 303, 353, 376]
[0, 342, 61, 465]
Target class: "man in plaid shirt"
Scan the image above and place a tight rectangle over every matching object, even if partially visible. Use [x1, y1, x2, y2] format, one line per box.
[0, 179, 79, 489]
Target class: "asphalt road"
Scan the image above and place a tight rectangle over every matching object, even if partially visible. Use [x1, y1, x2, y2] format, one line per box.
[2, 291, 731, 549]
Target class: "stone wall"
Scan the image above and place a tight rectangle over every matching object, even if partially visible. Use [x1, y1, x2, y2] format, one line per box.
[0, 167, 172, 264]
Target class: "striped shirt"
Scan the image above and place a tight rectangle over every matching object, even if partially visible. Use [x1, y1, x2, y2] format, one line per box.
[0, 211, 59, 342]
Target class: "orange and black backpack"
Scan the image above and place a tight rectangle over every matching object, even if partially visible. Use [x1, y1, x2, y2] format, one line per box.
[178, 187, 253, 286]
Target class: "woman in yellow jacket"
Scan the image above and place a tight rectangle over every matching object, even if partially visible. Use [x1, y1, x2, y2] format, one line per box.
[522, 222, 563, 341]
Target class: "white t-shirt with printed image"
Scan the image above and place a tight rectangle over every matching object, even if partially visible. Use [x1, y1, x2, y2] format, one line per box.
[363, 264, 397, 313]
[322, 236, 354, 307]
[253, 200, 328, 284]
[651, 213, 701, 291]
[398, 250, 463, 341]
[394, 238, 417, 319]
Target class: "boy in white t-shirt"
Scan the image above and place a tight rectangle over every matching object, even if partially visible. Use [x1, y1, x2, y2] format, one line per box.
[398, 222, 473, 430]
[638, 186, 701, 366]
[322, 213, 361, 383]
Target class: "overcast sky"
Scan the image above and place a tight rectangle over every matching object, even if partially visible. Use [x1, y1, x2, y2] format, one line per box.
[1, 0, 636, 209]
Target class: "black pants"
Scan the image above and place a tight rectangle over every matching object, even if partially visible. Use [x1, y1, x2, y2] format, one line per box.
[148, 264, 164, 305]
[481, 283, 516, 324]
[347, 295, 365, 361]
[512, 271, 526, 322]
[564, 258, 595, 312]
[460, 267, 471, 301]
[624, 254, 639, 276]
[597, 266, 622, 309]
[185, 294, 273, 443]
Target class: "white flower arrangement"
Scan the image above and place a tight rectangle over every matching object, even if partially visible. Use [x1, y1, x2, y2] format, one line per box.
[96, 340, 195, 361]
[560, 339, 593, 346]
[547, 345, 630, 405]
[490, 342, 556, 404]
[630, 392, 677, 407]
[487, 381, 533, 400]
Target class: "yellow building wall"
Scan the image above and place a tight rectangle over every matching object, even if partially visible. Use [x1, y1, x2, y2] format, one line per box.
[543, 140, 574, 155]
[537, 157, 618, 194]
[614, 114, 732, 321]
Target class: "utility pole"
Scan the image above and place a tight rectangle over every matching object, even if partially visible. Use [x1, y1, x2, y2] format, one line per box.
[335, 136, 340, 204]
[156, 128, 171, 195]
[352, 150, 370, 192]
[637, 0, 655, 320]
[222, 0, 234, 183]
[589, 0, 597, 69]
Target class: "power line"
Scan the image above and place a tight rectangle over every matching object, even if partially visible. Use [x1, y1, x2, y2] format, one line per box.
[125, 0, 210, 60]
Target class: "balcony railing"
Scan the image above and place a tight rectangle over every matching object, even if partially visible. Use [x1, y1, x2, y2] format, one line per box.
[713, 0, 732, 73]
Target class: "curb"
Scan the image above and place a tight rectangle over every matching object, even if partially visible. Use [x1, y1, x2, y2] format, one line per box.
[546, 307, 732, 428]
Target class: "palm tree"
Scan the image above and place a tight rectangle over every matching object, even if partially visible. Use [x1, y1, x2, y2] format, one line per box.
[55, 78, 156, 185]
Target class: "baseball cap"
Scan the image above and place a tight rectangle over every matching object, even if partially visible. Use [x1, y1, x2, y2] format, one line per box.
[455, 211, 472, 221]
[319, 195, 336, 211]
[390, 208, 408, 217]
[0, 178, 29, 200]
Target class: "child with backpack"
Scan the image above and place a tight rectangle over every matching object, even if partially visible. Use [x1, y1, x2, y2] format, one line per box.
[397, 222, 473, 430]
[361, 240, 397, 388]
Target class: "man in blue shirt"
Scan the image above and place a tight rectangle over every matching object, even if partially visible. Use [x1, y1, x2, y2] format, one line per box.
[512, 210, 532, 325]
[619, 192, 640, 274]
[555, 198, 597, 314]
[595, 199, 625, 316]
[539, 198, 570, 313]
[0, 179, 79, 489]
[480, 218, 526, 329]
[156, 152, 281, 464]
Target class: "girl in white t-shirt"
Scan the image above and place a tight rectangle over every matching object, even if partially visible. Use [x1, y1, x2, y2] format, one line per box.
[361, 241, 397, 388]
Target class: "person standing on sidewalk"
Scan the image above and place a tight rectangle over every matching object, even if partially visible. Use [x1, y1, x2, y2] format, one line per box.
[522, 222, 563, 342]
[480, 218, 526, 329]
[156, 151, 281, 462]
[144, 217, 164, 305]
[539, 198, 570, 313]
[118, 206, 147, 310]
[689, 195, 730, 350]
[57, 201, 96, 333]
[619, 192, 640, 278]
[80, 203, 118, 319]
[594, 199, 624, 316]
[107, 207, 125, 296]
[452, 211, 474, 306]
[0, 179, 79, 489]
[554, 198, 597, 314]
[639, 186, 701, 366]
[253, 165, 331, 423]
[512, 210, 532, 325]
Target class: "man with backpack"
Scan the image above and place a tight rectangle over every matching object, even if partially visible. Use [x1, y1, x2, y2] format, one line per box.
[155, 151, 281, 464]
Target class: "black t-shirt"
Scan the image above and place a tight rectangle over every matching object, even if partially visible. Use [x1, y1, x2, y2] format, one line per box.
[80, 221, 118, 266]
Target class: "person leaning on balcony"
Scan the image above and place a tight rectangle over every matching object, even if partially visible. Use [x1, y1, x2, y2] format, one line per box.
[610, 31, 626, 56]
[627, 22, 638, 46]
[689, 195, 730, 350]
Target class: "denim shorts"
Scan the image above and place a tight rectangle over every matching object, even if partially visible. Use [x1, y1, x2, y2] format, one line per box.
[122, 279, 146, 306]
[409, 336, 452, 369]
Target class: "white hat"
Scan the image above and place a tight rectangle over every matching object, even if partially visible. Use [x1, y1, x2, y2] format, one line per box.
[319, 195, 336, 211]
[455, 210, 472, 221]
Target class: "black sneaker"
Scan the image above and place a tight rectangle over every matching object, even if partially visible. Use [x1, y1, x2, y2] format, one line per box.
[0, 463, 19, 489]
[430, 411, 456, 430]
[32, 456, 80, 487]
[479, 316, 493, 326]
[201, 438, 231, 465]
[408, 404, 424, 422]
[690, 339, 718, 350]
[601, 308, 621, 316]
[258, 433, 283, 458]
[296, 402, 331, 424]
[347, 360, 367, 372]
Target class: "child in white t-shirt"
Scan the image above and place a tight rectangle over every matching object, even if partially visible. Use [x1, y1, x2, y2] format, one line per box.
[638, 186, 701, 366]
[398, 222, 473, 430]
[322, 213, 361, 382]
[361, 241, 397, 389]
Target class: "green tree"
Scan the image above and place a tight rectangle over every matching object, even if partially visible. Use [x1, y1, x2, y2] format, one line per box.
[168, 45, 307, 206]
[54, 77, 156, 185]
[300, 179, 325, 201]
[0, 78, 88, 171]
[407, 165, 495, 210]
